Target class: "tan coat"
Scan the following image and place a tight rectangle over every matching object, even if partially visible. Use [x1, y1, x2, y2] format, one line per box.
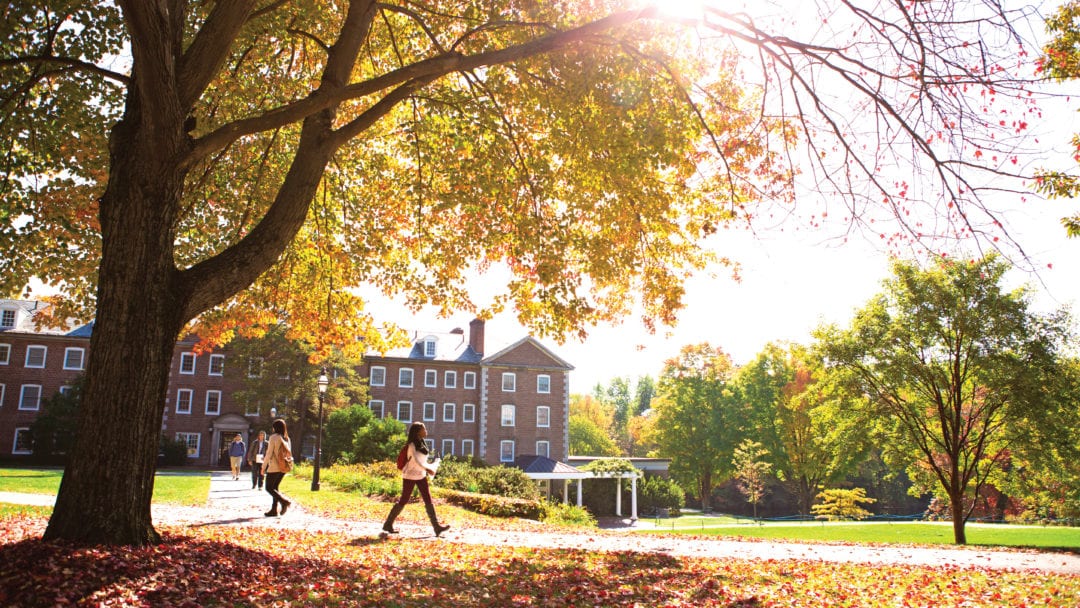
[262, 433, 292, 474]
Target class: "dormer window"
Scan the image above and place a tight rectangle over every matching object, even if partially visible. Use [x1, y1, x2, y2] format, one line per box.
[423, 338, 437, 357]
[0, 309, 15, 329]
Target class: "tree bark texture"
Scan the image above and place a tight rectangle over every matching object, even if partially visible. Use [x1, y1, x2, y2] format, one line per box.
[44, 91, 189, 544]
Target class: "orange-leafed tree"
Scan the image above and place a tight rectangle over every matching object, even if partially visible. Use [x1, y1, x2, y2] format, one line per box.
[1, 1, 1051, 545]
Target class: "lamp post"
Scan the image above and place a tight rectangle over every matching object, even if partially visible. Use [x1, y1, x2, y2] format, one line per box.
[311, 369, 329, 491]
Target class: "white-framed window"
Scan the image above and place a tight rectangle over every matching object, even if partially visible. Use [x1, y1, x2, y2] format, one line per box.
[424, 369, 437, 387]
[248, 357, 263, 378]
[441, 439, 454, 456]
[209, 354, 225, 376]
[461, 439, 474, 457]
[179, 352, 196, 375]
[396, 401, 412, 422]
[24, 345, 46, 369]
[12, 427, 32, 455]
[424, 339, 437, 357]
[399, 368, 414, 388]
[244, 400, 260, 417]
[205, 390, 222, 415]
[444, 371, 457, 388]
[59, 385, 73, 396]
[370, 366, 386, 387]
[425, 438, 435, 452]
[443, 402, 455, 422]
[537, 374, 551, 394]
[500, 440, 515, 462]
[423, 401, 436, 421]
[369, 399, 385, 418]
[63, 347, 85, 371]
[0, 309, 16, 329]
[18, 385, 41, 411]
[464, 371, 476, 389]
[536, 440, 550, 458]
[501, 404, 515, 427]
[176, 388, 193, 414]
[463, 403, 475, 423]
[176, 432, 200, 458]
[537, 406, 550, 428]
[0, 383, 5, 407]
[502, 372, 516, 392]
[0, 343, 10, 365]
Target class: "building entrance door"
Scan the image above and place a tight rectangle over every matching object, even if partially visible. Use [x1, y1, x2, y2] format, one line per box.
[218, 431, 242, 469]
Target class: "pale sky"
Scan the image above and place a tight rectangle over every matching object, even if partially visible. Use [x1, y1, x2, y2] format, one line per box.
[364, 200, 1080, 393]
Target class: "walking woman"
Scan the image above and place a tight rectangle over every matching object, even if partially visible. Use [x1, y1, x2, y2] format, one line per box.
[261, 419, 293, 517]
[382, 422, 450, 536]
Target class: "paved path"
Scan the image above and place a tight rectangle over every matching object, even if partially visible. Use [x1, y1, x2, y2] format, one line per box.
[5, 472, 1080, 575]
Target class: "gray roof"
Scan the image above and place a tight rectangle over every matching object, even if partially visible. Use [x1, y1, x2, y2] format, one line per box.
[377, 330, 483, 363]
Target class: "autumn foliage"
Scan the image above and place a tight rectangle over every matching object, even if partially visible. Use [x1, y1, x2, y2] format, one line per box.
[2, 515, 1079, 607]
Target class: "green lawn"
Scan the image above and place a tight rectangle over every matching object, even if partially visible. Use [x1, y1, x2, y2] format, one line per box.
[0, 467, 209, 507]
[643, 515, 1080, 550]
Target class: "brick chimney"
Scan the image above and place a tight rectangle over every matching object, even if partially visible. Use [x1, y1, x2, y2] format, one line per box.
[468, 318, 485, 356]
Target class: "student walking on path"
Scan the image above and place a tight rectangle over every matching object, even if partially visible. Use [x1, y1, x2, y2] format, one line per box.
[382, 422, 450, 537]
[261, 419, 293, 517]
[228, 435, 246, 480]
[246, 431, 269, 489]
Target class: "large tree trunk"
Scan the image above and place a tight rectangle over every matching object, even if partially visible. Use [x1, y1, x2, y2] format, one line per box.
[44, 94, 189, 544]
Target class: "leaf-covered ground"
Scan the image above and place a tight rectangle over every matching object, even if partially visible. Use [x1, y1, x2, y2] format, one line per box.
[2, 515, 1078, 607]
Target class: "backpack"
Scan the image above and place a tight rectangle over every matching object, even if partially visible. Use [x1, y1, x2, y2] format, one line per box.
[396, 444, 409, 470]
[278, 441, 294, 473]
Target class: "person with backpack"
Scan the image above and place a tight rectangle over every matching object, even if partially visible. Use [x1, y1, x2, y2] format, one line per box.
[261, 418, 293, 517]
[382, 422, 450, 537]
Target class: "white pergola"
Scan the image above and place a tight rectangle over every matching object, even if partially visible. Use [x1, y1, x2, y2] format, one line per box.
[515, 455, 641, 520]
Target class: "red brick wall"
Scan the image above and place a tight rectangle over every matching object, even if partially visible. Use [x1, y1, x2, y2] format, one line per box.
[0, 333, 89, 457]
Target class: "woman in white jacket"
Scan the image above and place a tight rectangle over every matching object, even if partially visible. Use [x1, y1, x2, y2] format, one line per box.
[382, 422, 450, 536]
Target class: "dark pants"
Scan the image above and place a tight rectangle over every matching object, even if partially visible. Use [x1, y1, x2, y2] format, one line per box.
[250, 463, 265, 488]
[396, 477, 433, 506]
[265, 472, 288, 511]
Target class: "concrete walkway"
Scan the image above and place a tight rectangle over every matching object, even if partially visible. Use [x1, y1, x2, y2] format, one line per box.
[5, 471, 1080, 575]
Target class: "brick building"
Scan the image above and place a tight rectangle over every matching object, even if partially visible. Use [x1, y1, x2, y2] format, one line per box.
[360, 318, 574, 464]
[1, 300, 573, 470]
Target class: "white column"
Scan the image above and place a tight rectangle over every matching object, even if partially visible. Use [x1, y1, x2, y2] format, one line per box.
[631, 475, 638, 520]
[615, 477, 622, 517]
[563, 479, 569, 504]
[577, 479, 583, 506]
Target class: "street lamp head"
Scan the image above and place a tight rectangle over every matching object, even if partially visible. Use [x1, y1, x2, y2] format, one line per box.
[318, 369, 329, 394]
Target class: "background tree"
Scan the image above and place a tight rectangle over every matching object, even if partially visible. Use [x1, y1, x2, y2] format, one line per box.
[2, 1, 1053, 545]
[323, 403, 405, 464]
[817, 255, 1074, 544]
[732, 438, 771, 519]
[1035, 0, 1080, 237]
[28, 377, 83, 464]
[652, 343, 745, 511]
[569, 415, 621, 457]
[771, 345, 871, 515]
[633, 376, 656, 417]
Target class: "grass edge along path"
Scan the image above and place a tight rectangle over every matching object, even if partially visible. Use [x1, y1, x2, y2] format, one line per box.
[642, 516, 1080, 551]
[1, 515, 1078, 607]
[0, 467, 209, 507]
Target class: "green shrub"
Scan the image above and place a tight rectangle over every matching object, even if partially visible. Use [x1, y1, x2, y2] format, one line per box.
[538, 499, 597, 527]
[640, 475, 686, 514]
[434, 458, 540, 501]
[159, 436, 189, 467]
[435, 488, 543, 519]
[812, 488, 876, 521]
